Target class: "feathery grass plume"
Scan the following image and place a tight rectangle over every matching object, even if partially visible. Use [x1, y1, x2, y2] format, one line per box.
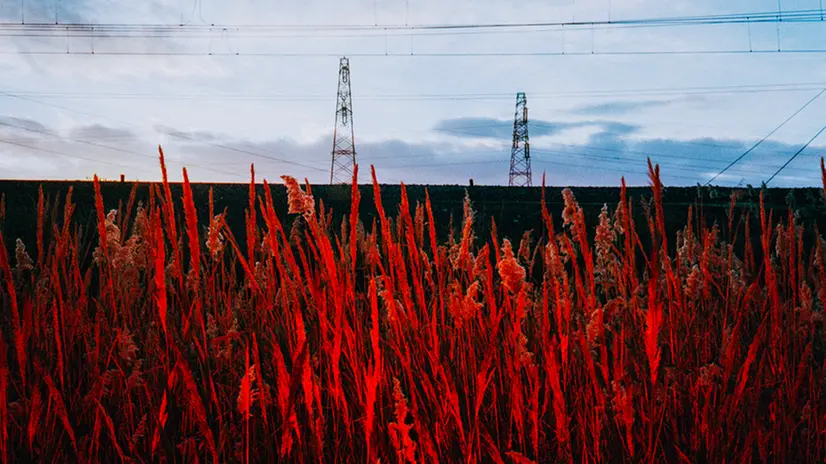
[505, 451, 537, 464]
[247, 164, 256, 264]
[50, 298, 66, 389]
[150, 392, 167, 457]
[238, 345, 256, 464]
[456, 191, 475, 269]
[448, 280, 483, 329]
[206, 212, 226, 260]
[221, 220, 264, 297]
[93, 175, 108, 258]
[153, 209, 168, 339]
[238, 346, 257, 419]
[281, 175, 315, 219]
[613, 383, 635, 457]
[157, 146, 177, 241]
[175, 352, 218, 463]
[14, 239, 33, 274]
[349, 165, 361, 276]
[497, 239, 525, 293]
[131, 414, 147, 451]
[388, 378, 416, 463]
[271, 341, 296, 457]
[644, 162, 664, 387]
[27, 382, 42, 453]
[425, 189, 439, 259]
[251, 333, 268, 427]
[96, 400, 126, 461]
[594, 204, 617, 280]
[540, 172, 554, 240]
[364, 277, 381, 462]
[0, 226, 25, 388]
[36, 359, 77, 456]
[182, 167, 200, 286]
[517, 229, 533, 264]
[647, 159, 668, 256]
[545, 341, 570, 458]
[645, 258, 663, 386]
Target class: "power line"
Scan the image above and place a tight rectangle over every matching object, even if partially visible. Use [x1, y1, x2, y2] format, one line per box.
[435, 125, 790, 168]
[0, 119, 249, 179]
[765, 123, 826, 184]
[441, 119, 808, 141]
[2, 8, 823, 33]
[705, 87, 826, 185]
[155, 127, 327, 173]
[426, 122, 826, 172]
[569, 144, 818, 173]
[359, 140, 820, 177]
[434, 123, 824, 177]
[367, 149, 709, 183]
[7, 81, 826, 101]
[0, 13, 822, 40]
[0, 88, 327, 174]
[3, 49, 826, 58]
[0, 137, 117, 166]
[531, 147, 817, 177]
[8, 83, 816, 184]
[531, 159, 703, 182]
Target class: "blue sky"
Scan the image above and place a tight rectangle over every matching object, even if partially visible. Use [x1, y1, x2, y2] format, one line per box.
[0, 0, 825, 186]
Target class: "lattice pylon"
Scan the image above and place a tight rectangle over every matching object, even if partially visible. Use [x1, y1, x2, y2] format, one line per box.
[330, 57, 357, 184]
[508, 92, 532, 187]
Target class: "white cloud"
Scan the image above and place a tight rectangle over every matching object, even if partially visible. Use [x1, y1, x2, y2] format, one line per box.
[0, 0, 825, 184]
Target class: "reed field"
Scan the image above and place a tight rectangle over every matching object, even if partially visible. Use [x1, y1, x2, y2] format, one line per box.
[0, 148, 824, 462]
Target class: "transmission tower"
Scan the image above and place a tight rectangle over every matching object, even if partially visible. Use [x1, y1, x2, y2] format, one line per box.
[330, 57, 357, 184]
[508, 92, 532, 187]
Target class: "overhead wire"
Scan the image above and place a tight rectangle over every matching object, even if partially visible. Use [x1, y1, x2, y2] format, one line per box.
[531, 148, 724, 178]
[765, 122, 826, 184]
[0, 13, 823, 40]
[531, 159, 704, 183]
[0, 137, 118, 166]
[6, 81, 826, 101]
[0, 88, 327, 174]
[6, 81, 822, 184]
[435, 124, 782, 169]
[705, 87, 826, 185]
[2, 3, 825, 184]
[0, 118, 249, 179]
[363, 147, 709, 182]
[1, 9, 823, 61]
[2, 8, 824, 32]
[433, 122, 823, 177]
[3, 49, 826, 57]
[531, 147, 816, 178]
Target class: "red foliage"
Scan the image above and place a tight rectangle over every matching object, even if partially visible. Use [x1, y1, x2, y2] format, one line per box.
[0, 153, 823, 462]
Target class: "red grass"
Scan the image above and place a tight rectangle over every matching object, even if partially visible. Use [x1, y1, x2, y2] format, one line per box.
[0, 154, 825, 462]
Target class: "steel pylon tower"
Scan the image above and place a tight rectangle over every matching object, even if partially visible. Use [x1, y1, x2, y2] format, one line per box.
[330, 57, 357, 184]
[508, 92, 532, 187]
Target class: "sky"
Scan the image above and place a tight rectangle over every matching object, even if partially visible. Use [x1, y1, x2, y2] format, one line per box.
[0, 0, 825, 186]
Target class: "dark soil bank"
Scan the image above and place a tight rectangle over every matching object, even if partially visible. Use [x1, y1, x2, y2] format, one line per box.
[1, 180, 825, 255]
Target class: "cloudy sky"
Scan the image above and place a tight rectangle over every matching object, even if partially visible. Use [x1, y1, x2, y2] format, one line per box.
[0, 0, 825, 186]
